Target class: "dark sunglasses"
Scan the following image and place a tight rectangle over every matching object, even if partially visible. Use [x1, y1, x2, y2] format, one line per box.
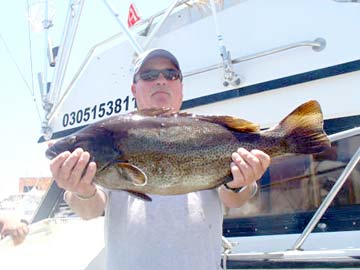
[134, 68, 182, 83]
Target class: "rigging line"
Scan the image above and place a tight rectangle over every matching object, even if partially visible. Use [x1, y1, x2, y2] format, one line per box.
[0, 33, 43, 123]
[25, 0, 43, 124]
[26, 0, 35, 96]
[0, 33, 33, 96]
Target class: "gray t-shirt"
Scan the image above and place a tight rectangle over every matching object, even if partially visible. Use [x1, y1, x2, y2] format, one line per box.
[104, 189, 223, 270]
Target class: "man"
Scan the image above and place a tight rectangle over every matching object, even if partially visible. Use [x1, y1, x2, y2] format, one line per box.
[50, 49, 270, 270]
[0, 214, 29, 245]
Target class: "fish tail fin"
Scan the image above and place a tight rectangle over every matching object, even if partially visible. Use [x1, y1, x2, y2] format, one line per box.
[268, 100, 331, 155]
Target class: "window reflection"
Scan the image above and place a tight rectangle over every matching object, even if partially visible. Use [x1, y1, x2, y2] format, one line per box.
[225, 135, 360, 218]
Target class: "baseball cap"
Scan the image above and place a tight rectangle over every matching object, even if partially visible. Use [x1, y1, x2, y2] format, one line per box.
[133, 48, 182, 83]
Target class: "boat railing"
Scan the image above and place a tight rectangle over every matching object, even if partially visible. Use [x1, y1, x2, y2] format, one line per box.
[222, 126, 360, 268]
[183, 38, 326, 78]
[291, 127, 360, 250]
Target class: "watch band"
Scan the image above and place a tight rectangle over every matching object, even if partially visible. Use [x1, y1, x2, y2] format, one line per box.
[223, 182, 258, 198]
[223, 183, 242, 193]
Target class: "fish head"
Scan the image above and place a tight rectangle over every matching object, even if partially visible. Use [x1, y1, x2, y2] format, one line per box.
[45, 127, 121, 170]
[46, 134, 80, 159]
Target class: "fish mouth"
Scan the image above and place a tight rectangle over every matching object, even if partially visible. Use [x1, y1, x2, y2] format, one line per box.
[45, 148, 59, 160]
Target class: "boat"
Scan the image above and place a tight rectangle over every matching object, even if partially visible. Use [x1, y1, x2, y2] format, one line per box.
[1, 0, 360, 269]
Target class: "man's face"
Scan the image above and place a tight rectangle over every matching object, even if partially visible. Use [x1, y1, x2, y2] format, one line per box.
[131, 57, 183, 112]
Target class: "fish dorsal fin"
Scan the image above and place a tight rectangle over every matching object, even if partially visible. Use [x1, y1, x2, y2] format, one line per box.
[205, 115, 260, 132]
[265, 100, 331, 155]
[177, 112, 260, 132]
[135, 107, 174, 116]
[116, 162, 148, 186]
[279, 100, 323, 131]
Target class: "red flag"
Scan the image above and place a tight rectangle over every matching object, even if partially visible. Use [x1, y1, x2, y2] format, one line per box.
[127, 3, 141, 28]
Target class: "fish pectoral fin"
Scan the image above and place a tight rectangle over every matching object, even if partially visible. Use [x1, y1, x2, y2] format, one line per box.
[125, 190, 152, 201]
[116, 162, 148, 186]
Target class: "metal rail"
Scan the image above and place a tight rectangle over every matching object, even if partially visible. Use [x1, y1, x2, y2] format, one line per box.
[142, 0, 180, 50]
[209, 0, 240, 87]
[221, 127, 360, 269]
[102, 0, 143, 54]
[183, 38, 326, 77]
[328, 127, 360, 142]
[49, 0, 85, 108]
[291, 127, 360, 250]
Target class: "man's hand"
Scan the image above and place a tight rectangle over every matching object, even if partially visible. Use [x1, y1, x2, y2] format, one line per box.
[0, 216, 29, 245]
[49, 148, 97, 197]
[227, 147, 270, 189]
[48, 146, 106, 220]
[219, 148, 270, 208]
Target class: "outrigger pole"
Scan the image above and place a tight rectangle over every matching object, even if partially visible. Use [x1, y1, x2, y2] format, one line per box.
[40, 0, 86, 139]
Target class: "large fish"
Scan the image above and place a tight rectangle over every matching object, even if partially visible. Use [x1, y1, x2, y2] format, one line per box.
[46, 100, 330, 199]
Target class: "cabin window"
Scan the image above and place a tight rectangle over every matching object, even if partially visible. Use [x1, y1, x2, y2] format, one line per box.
[224, 134, 360, 218]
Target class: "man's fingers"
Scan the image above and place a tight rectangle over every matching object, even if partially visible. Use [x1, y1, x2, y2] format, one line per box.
[55, 148, 84, 184]
[61, 148, 84, 174]
[49, 147, 96, 193]
[251, 149, 271, 172]
[233, 148, 256, 183]
[50, 148, 91, 191]
[19, 226, 29, 237]
[230, 162, 245, 186]
[229, 148, 270, 188]
[49, 151, 71, 178]
[82, 162, 97, 185]
[67, 151, 91, 187]
[12, 231, 26, 245]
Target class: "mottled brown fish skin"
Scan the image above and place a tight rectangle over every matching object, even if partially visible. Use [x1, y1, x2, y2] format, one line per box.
[46, 100, 331, 196]
[95, 117, 240, 194]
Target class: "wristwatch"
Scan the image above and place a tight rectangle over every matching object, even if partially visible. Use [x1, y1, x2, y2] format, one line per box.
[223, 182, 258, 198]
[223, 183, 242, 193]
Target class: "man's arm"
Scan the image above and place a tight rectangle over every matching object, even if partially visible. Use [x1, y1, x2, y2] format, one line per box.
[219, 148, 270, 208]
[49, 148, 106, 220]
[0, 215, 29, 245]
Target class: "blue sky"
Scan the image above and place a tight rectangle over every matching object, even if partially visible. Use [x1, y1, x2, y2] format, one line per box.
[0, 0, 173, 199]
[0, 1, 47, 199]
